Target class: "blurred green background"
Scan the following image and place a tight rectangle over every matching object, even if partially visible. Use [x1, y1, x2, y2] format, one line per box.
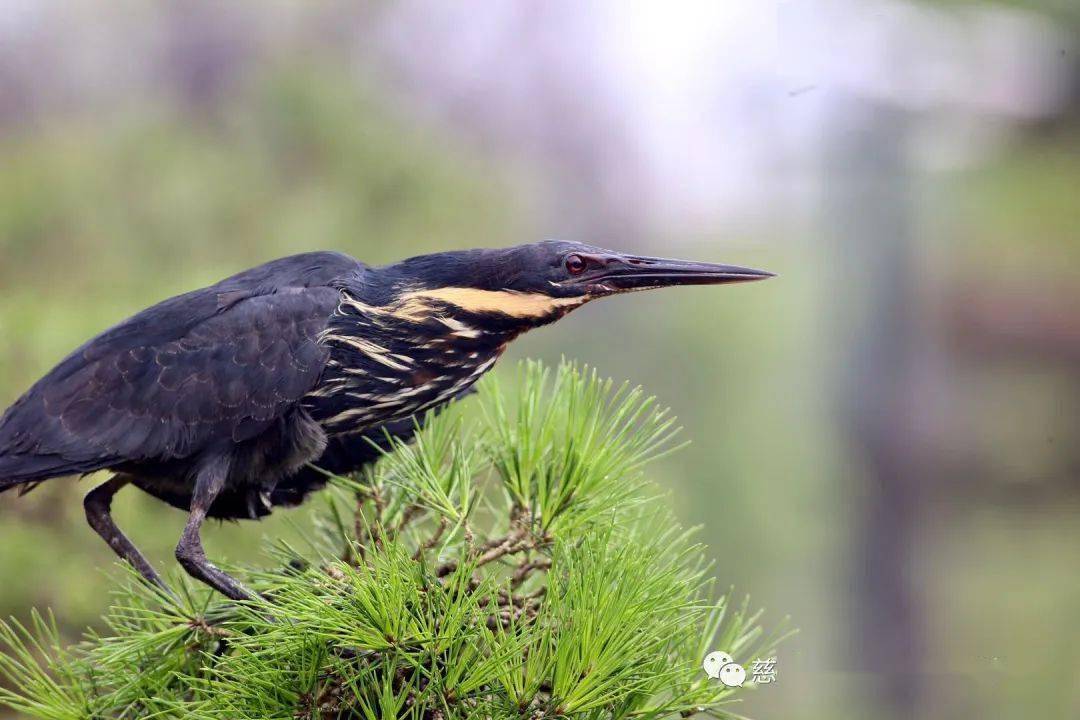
[1, 2, 1079, 718]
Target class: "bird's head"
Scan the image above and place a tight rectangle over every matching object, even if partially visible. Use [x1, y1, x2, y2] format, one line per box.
[376, 240, 773, 331]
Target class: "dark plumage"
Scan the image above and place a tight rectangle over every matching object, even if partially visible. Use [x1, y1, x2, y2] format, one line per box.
[0, 241, 771, 599]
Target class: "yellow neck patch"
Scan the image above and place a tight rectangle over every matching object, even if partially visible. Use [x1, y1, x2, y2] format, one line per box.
[398, 287, 585, 319]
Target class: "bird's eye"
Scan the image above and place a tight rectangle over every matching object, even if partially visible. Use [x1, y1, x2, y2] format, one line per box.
[565, 254, 587, 275]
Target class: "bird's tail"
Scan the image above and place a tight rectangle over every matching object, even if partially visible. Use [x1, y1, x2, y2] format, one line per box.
[0, 453, 86, 495]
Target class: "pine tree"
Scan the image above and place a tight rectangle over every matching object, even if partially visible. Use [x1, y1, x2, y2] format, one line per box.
[0, 361, 791, 719]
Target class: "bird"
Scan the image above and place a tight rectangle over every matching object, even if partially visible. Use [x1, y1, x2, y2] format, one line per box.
[0, 241, 772, 600]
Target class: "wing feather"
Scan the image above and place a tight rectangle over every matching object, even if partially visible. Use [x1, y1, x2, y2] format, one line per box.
[0, 252, 360, 478]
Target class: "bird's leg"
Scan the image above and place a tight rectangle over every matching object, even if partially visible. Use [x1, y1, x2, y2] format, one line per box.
[84, 475, 170, 593]
[175, 456, 255, 602]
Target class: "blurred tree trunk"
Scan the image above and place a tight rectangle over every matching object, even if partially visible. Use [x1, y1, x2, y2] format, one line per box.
[825, 97, 927, 719]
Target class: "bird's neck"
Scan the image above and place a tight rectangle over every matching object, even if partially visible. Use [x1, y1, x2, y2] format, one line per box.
[327, 283, 587, 344]
[307, 289, 546, 433]
[325, 288, 545, 347]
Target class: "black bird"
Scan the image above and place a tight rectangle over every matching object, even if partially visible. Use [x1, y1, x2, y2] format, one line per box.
[0, 241, 771, 600]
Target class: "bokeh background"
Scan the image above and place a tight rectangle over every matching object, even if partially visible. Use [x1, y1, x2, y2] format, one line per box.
[1, 1, 1078, 718]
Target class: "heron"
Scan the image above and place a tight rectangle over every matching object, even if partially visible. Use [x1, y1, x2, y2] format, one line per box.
[0, 241, 771, 599]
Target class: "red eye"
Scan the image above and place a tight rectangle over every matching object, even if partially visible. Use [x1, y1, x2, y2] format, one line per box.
[565, 254, 587, 275]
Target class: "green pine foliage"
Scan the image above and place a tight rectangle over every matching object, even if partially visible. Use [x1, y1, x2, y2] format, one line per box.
[0, 361, 791, 719]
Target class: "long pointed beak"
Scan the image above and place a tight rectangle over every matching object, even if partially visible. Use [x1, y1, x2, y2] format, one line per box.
[578, 253, 774, 294]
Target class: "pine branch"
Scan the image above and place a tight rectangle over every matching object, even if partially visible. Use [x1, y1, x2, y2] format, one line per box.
[0, 360, 792, 720]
